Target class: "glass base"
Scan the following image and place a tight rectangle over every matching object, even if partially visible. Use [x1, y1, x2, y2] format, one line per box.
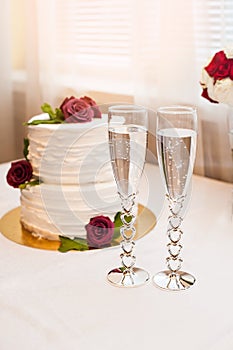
[107, 267, 150, 288]
[153, 270, 195, 291]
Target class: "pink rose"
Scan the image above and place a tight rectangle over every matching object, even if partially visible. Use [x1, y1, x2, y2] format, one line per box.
[60, 96, 94, 123]
[6, 160, 33, 188]
[80, 96, 102, 118]
[85, 215, 114, 248]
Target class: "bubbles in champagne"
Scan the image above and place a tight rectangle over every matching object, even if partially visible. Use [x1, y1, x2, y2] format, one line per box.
[157, 128, 197, 199]
[109, 125, 147, 197]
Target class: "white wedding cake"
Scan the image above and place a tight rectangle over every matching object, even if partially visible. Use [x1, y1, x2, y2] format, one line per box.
[20, 113, 120, 241]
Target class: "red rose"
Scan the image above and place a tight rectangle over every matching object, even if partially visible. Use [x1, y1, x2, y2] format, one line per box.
[6, 160, 33, 188]
[213, 62, 230, 80]
[80, 96, 102, 118]
[229, 59, 233, 80]
[205, 50, 229, 79]
[60, 96, 94, 123]
[80, 96, 96, 107]
[201, 88, 218, 104]
[85, 215, 114, 248]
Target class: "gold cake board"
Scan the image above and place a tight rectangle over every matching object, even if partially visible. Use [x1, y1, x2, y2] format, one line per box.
[0, 204, 156, 252]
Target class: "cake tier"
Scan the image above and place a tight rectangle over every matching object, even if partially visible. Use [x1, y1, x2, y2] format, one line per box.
[21, 113, 121, 240]
[20, 181, 120, 240]
[28, 114, 114, 185]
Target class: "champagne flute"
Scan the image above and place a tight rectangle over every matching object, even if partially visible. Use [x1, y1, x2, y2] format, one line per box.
[107, 105, 150, 287]
[153, 106, 197, 291]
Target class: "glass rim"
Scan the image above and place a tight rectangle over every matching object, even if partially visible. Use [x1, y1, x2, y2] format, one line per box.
[157, 105, 197, 114]
[108, 104, 147, 113]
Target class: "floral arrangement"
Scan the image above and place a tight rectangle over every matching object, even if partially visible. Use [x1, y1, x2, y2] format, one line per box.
[6, 137, 39, 189]
[26, 95, 101, 125]
[200, 47, 233, 106]
[6, 95, 101, 189]
[6, 94, 122, 251]
[85, 215, 115, 248]
[58, 212, 125, 252]
[6, 159, 32, 188]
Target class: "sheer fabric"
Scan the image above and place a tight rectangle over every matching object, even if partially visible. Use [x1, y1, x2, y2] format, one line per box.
[0, 1, 15, 162]
[0, 0, 232, 182]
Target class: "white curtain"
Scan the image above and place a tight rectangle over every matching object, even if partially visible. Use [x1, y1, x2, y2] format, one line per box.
[0, 1, 15, 162]
[2, 0, 233, 182]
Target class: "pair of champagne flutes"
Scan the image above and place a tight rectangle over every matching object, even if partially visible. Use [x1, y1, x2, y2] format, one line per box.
[107, 104, 197, 291]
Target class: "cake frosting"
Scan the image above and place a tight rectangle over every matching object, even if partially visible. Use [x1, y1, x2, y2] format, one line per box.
[20, 113, 121, 240]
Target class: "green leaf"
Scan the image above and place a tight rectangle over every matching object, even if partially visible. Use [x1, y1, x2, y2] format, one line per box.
[24, 119, 64, 126]
[19, 183, 27, 190]
[55, 108, 64, 121]
[114, 211, 132, 226]
[23, 103, 65, 126]
[113, 211, 132, 240]
[58, 236, 89, 252]
[41, 103, 57, 119]
[113, 212, 122, 240]
[40, 103, 64, 122]
[19, 179, 41, 190]
[114, 212, 122, 228]
[23, 138, 29, 160]
[29, 179, 40, 187]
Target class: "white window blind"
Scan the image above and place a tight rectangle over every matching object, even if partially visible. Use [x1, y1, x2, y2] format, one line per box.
[193, 0, 233, 64]
[37, 0, 233, 95]
[37, 0, 135, 94]
[55, 0, 133, 65]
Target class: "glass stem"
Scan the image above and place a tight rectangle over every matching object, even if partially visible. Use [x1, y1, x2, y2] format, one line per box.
[166, 194, 185, 275]
[119, 193, 137, 279]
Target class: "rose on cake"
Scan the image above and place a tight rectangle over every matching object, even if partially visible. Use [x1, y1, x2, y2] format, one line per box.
[85, 215, 115, 248]
[58, 212, 124, 252]
[60, 96, 101, 122]
[7, 160, 33, 188]
[5, 95, 121, 250]
[26, 95, 102, 125]
[7, 95, 101, 189]
[200, 47, 233, 105]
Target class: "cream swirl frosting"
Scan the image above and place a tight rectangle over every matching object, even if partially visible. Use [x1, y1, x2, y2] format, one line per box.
[28, 113, 114, 184]
[20, 114, 121, 240]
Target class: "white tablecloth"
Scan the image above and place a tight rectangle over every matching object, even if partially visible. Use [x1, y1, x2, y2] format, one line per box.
[0, 162, 232, 350]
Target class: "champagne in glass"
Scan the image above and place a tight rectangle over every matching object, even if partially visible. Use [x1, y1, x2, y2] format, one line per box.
[157, 128, 197, 200]
[109, 125, 147, 199]
[153, 106, 197, 291]
[107, 105, 150, 287]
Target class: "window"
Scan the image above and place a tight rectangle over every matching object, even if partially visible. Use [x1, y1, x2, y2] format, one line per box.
[14, 0, 233, 95]
[193, 0, 233, 64]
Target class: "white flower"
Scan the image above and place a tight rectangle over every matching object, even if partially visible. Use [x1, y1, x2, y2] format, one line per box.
[200, 68, 213, 89]
[201, 48, 233, 106]
[200, 68, 216, 100]
[224, 46, 233, 59]
[212, 78, 233, 106]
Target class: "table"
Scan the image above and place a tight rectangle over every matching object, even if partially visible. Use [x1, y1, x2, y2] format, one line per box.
[0, 162, 232, 350]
